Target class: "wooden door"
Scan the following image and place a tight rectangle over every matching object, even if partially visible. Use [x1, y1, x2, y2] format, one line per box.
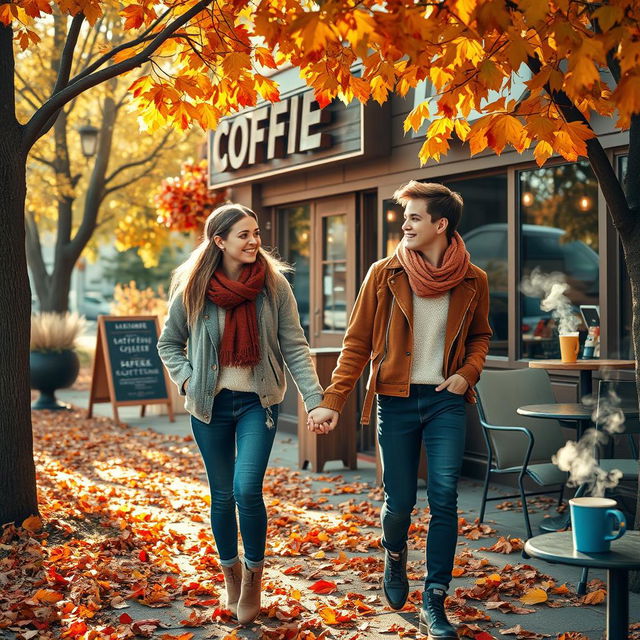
[310, 195, 357, 348]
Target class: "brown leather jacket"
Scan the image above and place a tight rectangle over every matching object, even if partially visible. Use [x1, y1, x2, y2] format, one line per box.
[321, 254, 492, 424]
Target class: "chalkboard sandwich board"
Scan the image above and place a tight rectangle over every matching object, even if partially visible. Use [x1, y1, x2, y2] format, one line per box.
[88, 316, 174, 424]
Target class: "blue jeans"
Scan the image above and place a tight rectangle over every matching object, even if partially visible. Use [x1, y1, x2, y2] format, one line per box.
[377, 384, 467, 591]
[190, 389, 278, 568]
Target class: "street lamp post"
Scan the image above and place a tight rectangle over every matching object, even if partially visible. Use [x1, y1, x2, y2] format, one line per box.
[78, 123, 99, 158]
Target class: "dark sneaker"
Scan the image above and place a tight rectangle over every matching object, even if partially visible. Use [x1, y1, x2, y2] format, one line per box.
[382, 545, 409, 610]
[419, 589, 458, 639]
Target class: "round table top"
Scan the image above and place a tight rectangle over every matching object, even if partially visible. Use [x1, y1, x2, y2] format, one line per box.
[528, 359, 635, 371]
[524, 531, 640, 569]
[517, 403, 639, 420]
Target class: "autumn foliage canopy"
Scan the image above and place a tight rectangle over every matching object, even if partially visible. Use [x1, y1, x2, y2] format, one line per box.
[3, 0, 638, 169]
[154, 160, 226, 233]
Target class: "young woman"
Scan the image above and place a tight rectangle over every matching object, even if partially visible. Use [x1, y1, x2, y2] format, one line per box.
[158, 204, 324, 625]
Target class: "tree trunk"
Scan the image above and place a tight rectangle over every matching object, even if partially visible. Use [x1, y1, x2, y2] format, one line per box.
[0, 132, 39, 525]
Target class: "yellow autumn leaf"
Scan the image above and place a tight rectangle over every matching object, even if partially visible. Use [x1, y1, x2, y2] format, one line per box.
[519, 587, 548, 604]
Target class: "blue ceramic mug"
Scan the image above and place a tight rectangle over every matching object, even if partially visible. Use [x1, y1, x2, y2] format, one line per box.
[569, 497, 626, 553]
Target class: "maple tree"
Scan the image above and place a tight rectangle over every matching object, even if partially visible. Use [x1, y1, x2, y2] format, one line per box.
[19, 9, 196, 314]
[0, 0, 638, 553]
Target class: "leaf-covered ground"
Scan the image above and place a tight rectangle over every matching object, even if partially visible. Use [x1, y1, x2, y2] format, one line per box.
[1, 408, 638, 640]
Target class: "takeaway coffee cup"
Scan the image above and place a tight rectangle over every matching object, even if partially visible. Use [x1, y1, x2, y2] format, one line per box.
[559, 332, 580, 363]
[569, 497, 626, 553]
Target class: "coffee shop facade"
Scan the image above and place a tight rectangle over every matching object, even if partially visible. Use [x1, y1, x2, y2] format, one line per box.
[207, 67, 632, 476]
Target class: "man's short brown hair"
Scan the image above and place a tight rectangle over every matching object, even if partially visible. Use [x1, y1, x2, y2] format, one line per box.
[393, 180, 463, 239]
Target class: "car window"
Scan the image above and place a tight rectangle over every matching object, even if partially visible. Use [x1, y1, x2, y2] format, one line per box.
[465, 230, 506, 269]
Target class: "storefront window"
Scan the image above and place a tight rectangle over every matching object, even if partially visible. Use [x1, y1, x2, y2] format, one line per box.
[322, 215, 348, 331]
[518, 161, 599, 359]
[277, 204, 311, 336]
[619, 156, 632, 358]
[382, 173, 508, 357]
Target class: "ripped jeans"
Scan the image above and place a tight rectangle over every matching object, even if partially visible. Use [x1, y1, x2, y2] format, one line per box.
[190, 389, 278, 568]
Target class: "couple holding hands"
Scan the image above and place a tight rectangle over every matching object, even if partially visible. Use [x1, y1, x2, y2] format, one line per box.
[158, 180, 491, 638]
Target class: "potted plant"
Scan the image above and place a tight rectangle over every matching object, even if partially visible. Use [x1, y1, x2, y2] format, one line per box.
[30, 312, 86, 410]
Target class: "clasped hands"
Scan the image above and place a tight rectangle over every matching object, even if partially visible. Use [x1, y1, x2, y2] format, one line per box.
[306, 407, 339, 435]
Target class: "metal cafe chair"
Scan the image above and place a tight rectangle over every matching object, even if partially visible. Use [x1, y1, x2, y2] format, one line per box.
[476, 368, 569, 540]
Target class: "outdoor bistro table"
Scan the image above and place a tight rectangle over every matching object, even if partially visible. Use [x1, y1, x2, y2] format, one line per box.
[528, 359, 635, 399]
[516, 403, 639, 534]
[517, 402, 640, 438]
[525, 531, 640, 640]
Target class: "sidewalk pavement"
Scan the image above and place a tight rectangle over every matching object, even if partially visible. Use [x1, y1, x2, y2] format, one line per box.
[54, 387, 640, 640]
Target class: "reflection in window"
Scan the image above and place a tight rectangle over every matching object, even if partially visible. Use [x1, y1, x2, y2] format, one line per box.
[277, 205, 310, 337]
[619, 156, 632, 358]
[322, 215, 348, 331]
[518, 161, 599, 359]
[382, 173, 508, 357]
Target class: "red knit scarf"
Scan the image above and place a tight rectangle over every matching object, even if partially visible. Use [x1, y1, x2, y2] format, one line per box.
[206, 259, 266, 367]
[396, 232, 470, 298]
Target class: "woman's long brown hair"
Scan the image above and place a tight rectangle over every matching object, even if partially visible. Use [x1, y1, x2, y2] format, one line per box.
[169, 203, 291, 326]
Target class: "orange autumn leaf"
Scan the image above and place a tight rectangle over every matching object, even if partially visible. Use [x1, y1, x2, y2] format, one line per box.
[21, 515, 43, 531]
[581, 589, 606, 605]
[34, 588, 64, 603]
[308, 579, 338, 594]
[519, 588, 548, 605]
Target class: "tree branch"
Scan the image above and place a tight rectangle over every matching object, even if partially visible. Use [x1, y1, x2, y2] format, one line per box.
[103, 159, 161, 196]
[23, 0, 214, 151]
[627, 114, 640, 220]
[69, 7, 175, 85]
[31, 154, 56, 169]
[25, 212, 52, 302]
[52, 13, 85, 95]
[105, 128, 172, 185]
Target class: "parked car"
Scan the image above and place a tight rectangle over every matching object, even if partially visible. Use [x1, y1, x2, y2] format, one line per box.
[462, 224, 600, 345]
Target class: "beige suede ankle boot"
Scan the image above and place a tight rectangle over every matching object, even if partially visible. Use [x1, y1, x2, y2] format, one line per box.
[236, 562, 263, 624]
[221, 561, 242, 616]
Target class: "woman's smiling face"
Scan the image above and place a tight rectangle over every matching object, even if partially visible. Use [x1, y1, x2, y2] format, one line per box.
[216, 215, 261, 267]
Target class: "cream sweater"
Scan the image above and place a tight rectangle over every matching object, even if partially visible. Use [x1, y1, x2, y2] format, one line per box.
[215, 306, 255, 395]
[410, 292, 450, 385]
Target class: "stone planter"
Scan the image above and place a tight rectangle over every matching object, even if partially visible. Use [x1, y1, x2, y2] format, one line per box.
[30, 349, 80, 410]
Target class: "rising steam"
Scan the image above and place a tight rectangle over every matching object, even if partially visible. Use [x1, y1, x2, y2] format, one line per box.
[521, 268, 580, 334]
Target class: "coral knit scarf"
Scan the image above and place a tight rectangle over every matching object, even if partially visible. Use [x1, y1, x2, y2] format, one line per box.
[206, 259, 266, 367]
[396, 232, 470, 298]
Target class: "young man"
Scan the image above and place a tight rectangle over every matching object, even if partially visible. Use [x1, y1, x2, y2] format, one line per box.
[308, 181, 491, 639]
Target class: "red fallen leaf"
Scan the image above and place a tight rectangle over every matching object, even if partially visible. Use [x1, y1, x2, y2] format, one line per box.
[557, 634, 589, 640]
[61, 621, 88, 638]
[458, 623, 485, 638]
[119, 612, 134, 623]
[46, 566, 69, 585]
[552, 583, 570, 595]
[161, 634, 195, 640]
[283, 564, 304, 575]
[131, 619, 161, 637]
[309, 579, 338, 594]
[475, 632, 496, 640]
[139, 549, 149, 561]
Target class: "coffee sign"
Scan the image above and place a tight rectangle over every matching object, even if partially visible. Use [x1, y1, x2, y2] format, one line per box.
[212, 91, 331, 172]
[208, 87, 389, 188]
